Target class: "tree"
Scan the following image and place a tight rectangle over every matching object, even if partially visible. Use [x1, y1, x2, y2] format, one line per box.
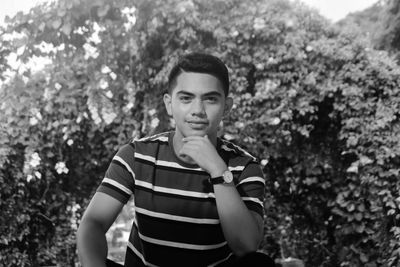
[338, 0, 400, 62]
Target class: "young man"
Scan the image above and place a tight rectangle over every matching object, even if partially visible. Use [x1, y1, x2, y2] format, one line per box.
[77, 53, 275, 267]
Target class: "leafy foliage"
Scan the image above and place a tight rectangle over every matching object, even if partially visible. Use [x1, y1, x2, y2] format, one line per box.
[338, 0, 400, 62]
[1, 0, 400, 266]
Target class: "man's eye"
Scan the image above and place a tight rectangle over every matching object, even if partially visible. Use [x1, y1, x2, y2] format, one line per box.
[205, 97, 218, 103]
[179, 96, 191, 102]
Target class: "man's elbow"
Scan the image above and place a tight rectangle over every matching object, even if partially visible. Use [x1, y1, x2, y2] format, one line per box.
[77, 218, 91, 241]
[76, 218, 109, 266]
[231, 238, 261, 257]
[76, 219, 89, 254]
[76, 218, 105, 251]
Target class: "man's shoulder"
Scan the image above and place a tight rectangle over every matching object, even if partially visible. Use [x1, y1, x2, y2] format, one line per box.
[133, 131, 170, 144]
[130, 132, 171, 156]
[219, 138, 258, 163]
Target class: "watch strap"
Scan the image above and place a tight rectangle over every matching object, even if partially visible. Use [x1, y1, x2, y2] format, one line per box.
[208, 176, 225, 185]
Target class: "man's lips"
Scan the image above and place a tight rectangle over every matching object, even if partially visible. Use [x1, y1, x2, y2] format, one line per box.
[186, 121, 208, 128]
[187, 121, 208, 124]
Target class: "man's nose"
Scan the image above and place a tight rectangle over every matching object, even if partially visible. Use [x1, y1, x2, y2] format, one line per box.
[191, 99, 206, 116]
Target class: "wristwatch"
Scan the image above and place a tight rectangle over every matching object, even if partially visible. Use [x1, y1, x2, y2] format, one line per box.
[209, 170, 233, 185]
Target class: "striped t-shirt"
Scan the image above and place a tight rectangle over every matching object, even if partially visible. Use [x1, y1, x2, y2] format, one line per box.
[97, 131, 266, 267]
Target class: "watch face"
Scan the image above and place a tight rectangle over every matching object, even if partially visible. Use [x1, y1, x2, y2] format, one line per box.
[223, 170, 233, 183]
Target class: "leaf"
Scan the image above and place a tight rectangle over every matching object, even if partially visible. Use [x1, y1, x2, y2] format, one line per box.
[304, 177, 317, 185]
[61, 22, 72, 35]
[347, 203, 355, 212]
[346, 136, 359, 147]
[388, 209, 396, 215]
[52, 18, 63, 29]
[97, 5, 110, 17]
[359, 156, 373, 166]
[360, 253, 369, 263]
[304, 72, 316, 86]
[346, 165, 358, 173]
[39, 22, 46, 31]
[357, 203, 365, 212]
[58, 9, 67, 17]
[355, 223, 365, 233]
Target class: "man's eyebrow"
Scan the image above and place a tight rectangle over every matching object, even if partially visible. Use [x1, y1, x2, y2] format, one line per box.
[175, 90, 223, 97]
[176, 90, 195, 96]
[203, 91, 223, 97]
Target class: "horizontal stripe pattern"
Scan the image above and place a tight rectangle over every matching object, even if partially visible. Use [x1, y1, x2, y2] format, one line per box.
[229, 165, 245, 172]
[135, 179, 216, 199]
[135, 212, 225, 248]
[209, 253, 234, 267]
[135, 151, 246, 174]
[127, 238, 232, 267]
[98, 131, 266, 266]
[129, 222, 232, 266]
[237, 176, 265, 186]
[139, 232, 227, 250]
[135, 152, 205, 172]
[220, 139, 258, 162]
[113, 155, 135, 179]
[127, 242, 159, 267]
[102, 177, 133, 195]
[135, 178, 261, 208]
[134, 186, 219, 221]
[242, 196, 264, 206]
[135, 206, 220, 224]
[135, 134, 169, 143]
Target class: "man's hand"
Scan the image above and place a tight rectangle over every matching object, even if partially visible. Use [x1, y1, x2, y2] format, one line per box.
[179, 135, 227, 177]
[180, 136, 263, 256]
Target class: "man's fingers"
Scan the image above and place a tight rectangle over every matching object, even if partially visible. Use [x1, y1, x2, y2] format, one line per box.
[179, 142, 204, 160]
[180, 154, 193, 161]
[179, 143, 198, 155]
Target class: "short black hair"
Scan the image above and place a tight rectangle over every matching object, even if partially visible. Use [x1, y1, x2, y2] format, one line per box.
[167, 53, 229, 96]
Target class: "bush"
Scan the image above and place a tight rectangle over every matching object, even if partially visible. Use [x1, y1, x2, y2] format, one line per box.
[1, 0, 399, 265]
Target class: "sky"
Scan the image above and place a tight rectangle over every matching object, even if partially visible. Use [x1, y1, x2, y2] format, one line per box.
[0, 0, 379, 24]
[299, 0, 379, 22]
[0, 0, 49, 24]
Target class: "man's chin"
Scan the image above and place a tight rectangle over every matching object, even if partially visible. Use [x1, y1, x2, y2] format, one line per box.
[180, 128, 207, 137]
[186, 132, 207, 137]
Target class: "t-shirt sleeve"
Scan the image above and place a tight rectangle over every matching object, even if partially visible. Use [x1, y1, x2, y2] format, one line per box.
[236, 161, 266, 218]
[96, 142, 135, 204]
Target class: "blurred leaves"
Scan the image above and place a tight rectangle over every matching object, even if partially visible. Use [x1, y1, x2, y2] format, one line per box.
[1, 0, 400, 266]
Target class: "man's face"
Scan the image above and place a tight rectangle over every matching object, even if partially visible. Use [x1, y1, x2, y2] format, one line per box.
[164, 72, 232, 140]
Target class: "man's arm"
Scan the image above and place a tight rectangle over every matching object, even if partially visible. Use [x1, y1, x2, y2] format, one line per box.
[179, 136, 263, 256]
[77, 192, 124, 267]
[212, 183, 263, 256]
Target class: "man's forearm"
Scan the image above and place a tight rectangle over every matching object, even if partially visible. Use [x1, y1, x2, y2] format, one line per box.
[77, 219, 108, 267]
[213, 183, 262, 256]
[177, 136, 263, 254]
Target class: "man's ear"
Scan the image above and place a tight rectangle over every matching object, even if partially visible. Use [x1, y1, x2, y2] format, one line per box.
[163, 93, 172, 116]
[224, 97, 233, 116]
